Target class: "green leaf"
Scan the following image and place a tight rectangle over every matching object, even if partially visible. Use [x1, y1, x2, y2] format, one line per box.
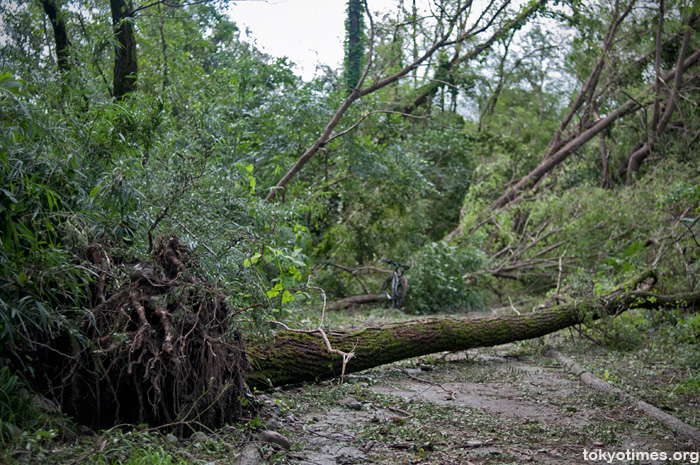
[0, 72, 23, 97]
[0, 188, 17, 203]
[89, 185, 102, 198]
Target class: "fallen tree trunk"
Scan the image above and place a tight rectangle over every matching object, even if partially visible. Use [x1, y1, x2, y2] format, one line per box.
[327, 294, 380, 310]
[550, 350, 700, 447]
[246, 290, 700, 389]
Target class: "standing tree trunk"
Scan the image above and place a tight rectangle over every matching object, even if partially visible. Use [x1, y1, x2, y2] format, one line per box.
[110, 0, 137, 99]
[344, 0, 364, 93]
[40, 0, 70, 72]
[246, 288, 700, 389]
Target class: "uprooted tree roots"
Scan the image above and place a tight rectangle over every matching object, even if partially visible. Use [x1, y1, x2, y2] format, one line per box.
[33, 236, 250, 435]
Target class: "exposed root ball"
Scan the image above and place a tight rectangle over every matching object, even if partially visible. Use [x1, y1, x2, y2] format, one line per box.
[38, 236, 249, 435]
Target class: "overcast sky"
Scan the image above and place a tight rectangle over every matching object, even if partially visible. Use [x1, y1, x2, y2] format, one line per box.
[227, 0, 410, 80]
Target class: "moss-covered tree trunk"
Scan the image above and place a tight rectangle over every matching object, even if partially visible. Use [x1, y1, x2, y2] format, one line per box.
[344, 0, 364, 93]
[247, 290, 700, 388]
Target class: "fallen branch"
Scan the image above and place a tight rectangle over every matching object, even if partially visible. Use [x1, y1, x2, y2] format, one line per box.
[550, 350, 700, 447]
[327, 294, 380, 310]
[270, 278, 356, 384]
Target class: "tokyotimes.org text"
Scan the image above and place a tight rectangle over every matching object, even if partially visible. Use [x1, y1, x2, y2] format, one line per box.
[583, 449, 699, 463]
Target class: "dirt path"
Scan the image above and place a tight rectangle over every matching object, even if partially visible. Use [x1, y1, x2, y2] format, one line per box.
[266, 345, 688, 465]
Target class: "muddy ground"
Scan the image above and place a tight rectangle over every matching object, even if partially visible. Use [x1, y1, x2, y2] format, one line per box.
[248, 307, 699, 465]
[258, 344, 691, 465]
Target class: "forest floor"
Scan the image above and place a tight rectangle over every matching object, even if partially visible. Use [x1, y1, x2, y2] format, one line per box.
[8, 307, 700, 465]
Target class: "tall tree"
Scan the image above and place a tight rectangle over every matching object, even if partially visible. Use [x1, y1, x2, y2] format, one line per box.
[110, 0, 138, 99]
[39, 0, 70, 72]
[344, 0, 365, 93]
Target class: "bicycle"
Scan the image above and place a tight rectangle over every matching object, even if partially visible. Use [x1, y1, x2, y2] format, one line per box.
[379, 258, 409, 309]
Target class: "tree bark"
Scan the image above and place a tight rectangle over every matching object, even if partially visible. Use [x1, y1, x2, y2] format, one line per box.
[344, 0, 364, 92]
[40, 0, 70, 72]
[110, 0, 138, 99]
[246, 289, 700, 389]
[327, 293, 380, 310]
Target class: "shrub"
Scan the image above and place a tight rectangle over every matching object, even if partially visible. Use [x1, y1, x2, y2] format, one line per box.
[406, 241, 485, 314]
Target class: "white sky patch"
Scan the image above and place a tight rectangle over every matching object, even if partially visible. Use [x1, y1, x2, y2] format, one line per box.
[227, 0, 414, 80]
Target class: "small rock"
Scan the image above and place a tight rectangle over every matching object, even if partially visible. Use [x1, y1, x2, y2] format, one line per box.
[420, 365, 433, 371]
[340, 397, 362, 409]
[259, 430, 292, 450]
[191, 431, 208, 443]
[165, 433, 179, 444]
[235, 443, 263, 465]
[348, 401, 362, 411]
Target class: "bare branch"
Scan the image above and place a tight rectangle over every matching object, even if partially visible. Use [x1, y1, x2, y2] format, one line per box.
[132, 0, 213, 15]
[264, 0, 477, 202]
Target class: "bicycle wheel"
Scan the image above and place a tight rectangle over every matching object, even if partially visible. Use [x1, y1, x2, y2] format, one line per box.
[394, 276, 408, 309]
[388, 273, 398, 309]
[379, 276, 393, 308]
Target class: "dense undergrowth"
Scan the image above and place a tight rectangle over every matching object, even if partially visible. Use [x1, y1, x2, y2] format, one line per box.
[1, 0, 699, 462]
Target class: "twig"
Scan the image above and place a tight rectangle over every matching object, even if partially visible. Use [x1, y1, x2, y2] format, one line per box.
[175, 219, 216, 255]
[326, 262, 371, 294]
[387, 406, 413, 418]
[555, 247, 568, 295]
[229, 303, 262, 318]
[325, 110, 426, 145]
[270, 278, 356, 384]
[508, 297, 520, 315]
[399, 368, 455, 400]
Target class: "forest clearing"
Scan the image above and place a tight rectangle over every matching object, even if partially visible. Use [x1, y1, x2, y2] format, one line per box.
[1, 0, 699, 463]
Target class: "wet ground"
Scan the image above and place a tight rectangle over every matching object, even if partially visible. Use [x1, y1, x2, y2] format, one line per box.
[264, 345, 693, 465]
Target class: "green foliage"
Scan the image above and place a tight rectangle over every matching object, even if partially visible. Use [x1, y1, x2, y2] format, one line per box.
[0, 74, 93, 353]
[83, 429, 188, 465]
[406, 241, 485, 314]
[0, 367, 68, 454]
[0, 367, 33, 447]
